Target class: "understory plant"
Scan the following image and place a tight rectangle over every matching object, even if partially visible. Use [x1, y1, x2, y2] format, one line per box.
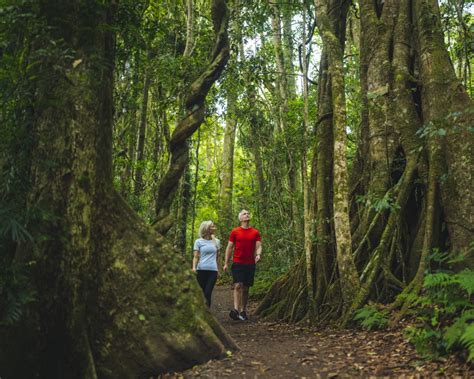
[353, 304, 389, 331]
[403, 248, 474, 361]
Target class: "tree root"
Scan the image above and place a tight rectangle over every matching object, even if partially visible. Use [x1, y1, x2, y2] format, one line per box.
[341, 159, 418, 327]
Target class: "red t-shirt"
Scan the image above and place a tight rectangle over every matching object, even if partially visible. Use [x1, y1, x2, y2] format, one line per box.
[229, 226, 261, 264]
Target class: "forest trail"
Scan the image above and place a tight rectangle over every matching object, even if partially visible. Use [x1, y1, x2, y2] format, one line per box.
[162, 287, 473, 378]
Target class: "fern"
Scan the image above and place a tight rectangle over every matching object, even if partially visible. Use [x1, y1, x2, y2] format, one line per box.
[423, 272, 455, 289]
[403, 247, 474, 363]
[443, 310, 474, 349]
[455, 269, 474, 296]
[0, 201, 34, 243]
[460, 324, 474, 361]
[354, 305, 388, 331]
[0, 263, 36, 326]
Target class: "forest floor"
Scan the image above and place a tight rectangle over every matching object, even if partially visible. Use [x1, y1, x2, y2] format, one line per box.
[162, 286, 473, 378]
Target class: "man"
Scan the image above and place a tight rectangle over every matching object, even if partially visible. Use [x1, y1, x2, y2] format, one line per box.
[223, 209, 262, 321]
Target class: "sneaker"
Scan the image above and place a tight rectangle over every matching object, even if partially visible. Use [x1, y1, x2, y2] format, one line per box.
[229, 309, 239, 320]
[238, 311, 248, 321]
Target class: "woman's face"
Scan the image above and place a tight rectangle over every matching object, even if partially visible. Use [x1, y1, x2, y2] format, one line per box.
[210, 223, 216, 234]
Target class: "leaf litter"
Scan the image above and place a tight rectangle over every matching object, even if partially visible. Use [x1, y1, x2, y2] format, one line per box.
[159, 287, 473, 378]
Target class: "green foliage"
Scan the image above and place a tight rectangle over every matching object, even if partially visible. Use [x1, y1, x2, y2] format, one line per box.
[250, 263, 289, 300]
[460, 324, 474, 361]
[353, 304, 389, 331]
[0, 0, 42, 327]
[0, 263, 36, 326]
[402, 249, 474, 361]
[356, 192, 400, 212]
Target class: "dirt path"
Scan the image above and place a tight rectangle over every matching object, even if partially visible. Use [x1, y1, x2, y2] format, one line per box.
[163, 286, 473, 378]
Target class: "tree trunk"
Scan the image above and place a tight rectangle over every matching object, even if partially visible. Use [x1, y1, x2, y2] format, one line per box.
[269, 0, 303, 241]
[258, 0, 473, 325]
[301, 7, 316, 322]
[219, 90, 237, 236]
[154, 0, 230, 235]
[120, 51, 141, 199]
[176, 163, 191, 253]
[133, 59, 151, 199]
[183, 0, 195, 57]
[238, 27, 267, 219]
[414, 0, 474, 266]
[315, 0, 360, 307]
[0, 2, 236, 377]
[257, 0, 351, 322]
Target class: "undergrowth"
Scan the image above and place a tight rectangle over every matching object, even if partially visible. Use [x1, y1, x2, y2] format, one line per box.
[353, 304, 389, 331]
[402, 248, 474, 361]
[354, 246, 474, 363]
[250, 261, 288, 300]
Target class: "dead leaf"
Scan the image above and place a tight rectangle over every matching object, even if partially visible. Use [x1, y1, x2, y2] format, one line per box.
[72, 59, 82, 68]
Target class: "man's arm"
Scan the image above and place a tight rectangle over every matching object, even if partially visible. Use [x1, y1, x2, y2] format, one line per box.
[223, 241, 234, 272]
[255, 240, 262, 263]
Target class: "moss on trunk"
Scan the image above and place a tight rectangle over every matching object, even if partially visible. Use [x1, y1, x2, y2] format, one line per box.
[257, 0, 473, 326]
[0, 1, 236, 377]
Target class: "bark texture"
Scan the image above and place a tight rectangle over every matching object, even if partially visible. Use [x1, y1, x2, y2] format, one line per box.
[257, 0, 473, 325]
[315, 0, 360, 306]
[154, 0, 230, 234]
[0, 2, 236, 377]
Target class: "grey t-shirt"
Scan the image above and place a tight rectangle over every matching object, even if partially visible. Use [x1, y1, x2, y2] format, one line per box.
[193, 238, 220, 271]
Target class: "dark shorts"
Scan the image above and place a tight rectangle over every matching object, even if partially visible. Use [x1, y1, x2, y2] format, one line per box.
[231, 263, 256, 287]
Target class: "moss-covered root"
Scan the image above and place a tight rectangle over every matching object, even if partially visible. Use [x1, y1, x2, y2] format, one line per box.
[255, 260, 309, 322]
[94, 191, 236, 377]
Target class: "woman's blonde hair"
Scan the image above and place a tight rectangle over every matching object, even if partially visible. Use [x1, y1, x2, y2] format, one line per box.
[198, 220, 214, 238]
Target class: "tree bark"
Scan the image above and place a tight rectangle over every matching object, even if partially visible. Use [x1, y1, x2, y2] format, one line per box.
[301, 7, 316, 322]
[0, 1, 236, 377]
[154, 0, 230, 235]
[315, 0, 360, 307]
[219, 89, 237, 235]
[133, 57, 151, 199]
[269, 0, 303, 241]
[414, 0, 474, 266]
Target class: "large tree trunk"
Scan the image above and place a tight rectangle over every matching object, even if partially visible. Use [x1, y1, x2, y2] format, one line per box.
[256, 0, 350, 322]
[0, 1, 235, 377]
[257, 0, 473, 325]
[414, 0, 474, 266]
[301, 6, 316, 322]
[315, 0, 360, 307]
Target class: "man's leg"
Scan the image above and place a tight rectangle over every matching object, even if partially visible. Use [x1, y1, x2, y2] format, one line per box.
[242, 285, 249, 312]
[234, 282, 243, 311]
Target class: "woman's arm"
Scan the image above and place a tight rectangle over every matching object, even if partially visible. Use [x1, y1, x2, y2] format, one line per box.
[192, 250, 200, 272]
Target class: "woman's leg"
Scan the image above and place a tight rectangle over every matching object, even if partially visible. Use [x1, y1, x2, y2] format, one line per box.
[197, 270, 217, 307]
[203, 271, 218, 307]
[196, 270, 207, 293]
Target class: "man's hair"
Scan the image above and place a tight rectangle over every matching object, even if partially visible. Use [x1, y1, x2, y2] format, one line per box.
[238, 209, 249, 222]
[198, 220, 214, 238]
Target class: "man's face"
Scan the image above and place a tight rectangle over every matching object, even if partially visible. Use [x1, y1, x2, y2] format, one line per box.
[240, 211, 250, 222]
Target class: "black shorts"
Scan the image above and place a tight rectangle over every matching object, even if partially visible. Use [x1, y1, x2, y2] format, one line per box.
[231, 263, 256, 287]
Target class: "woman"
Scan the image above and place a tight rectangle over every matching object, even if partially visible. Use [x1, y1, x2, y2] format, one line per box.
[192, 221, 220, 307]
